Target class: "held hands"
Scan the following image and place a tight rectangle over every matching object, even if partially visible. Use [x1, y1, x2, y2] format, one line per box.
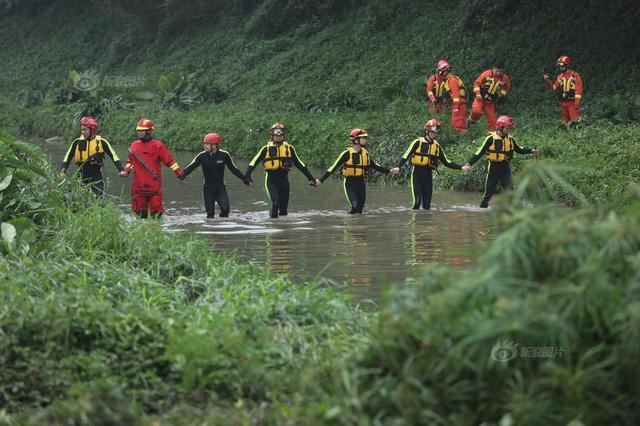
[243, 176, 253, 186]
[462, 163, 472, 172]
[309, 178, 321, 187]
[118, 170, 129, 178]
[389, 167, 400, 176]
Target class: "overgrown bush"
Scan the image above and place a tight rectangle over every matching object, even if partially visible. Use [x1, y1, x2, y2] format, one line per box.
[287, 169, 640, 425]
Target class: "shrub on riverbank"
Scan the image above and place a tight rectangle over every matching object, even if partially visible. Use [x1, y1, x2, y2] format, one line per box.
[2, 135, 639, 424]
[0, 138, 372, 424]
[286, 172, 640, 425]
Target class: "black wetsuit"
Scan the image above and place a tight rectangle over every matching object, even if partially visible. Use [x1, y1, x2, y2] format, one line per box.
[182, 149, 246, 217]
[467, 132, 534, 208]
[319, 148, 390, 214]
[396, 137, 461, 210]
[245, 142, 316, 218]
[61, 136, 123, 196]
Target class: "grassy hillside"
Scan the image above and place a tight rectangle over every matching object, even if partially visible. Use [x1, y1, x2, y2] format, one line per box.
[1, 0, 639, 205]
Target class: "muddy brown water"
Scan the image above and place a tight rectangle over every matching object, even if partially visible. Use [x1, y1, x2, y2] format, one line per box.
[44, 141, 495, 300]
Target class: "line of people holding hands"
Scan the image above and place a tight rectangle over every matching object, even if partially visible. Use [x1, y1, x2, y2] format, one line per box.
[61, 114, 538, 219]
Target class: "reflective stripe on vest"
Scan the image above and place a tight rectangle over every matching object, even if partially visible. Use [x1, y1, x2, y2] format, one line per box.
[263, 141, 292, 170]
[342, 147, 370, 177]
[410, 138, 440, 168]
[485, 132, 514, 162]
[445, 75, 466, 101]
[74, 136, 105, 165]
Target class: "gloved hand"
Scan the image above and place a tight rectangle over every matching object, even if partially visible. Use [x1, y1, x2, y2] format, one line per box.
[177, 171, 186, 181]
[242, 176, 253, 186]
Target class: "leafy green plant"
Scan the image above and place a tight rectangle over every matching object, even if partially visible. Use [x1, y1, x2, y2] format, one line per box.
[286, 168, 640, 425]
[0, 133, 49, 254]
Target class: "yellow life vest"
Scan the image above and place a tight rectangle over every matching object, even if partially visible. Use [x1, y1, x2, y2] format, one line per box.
[445, 75, 466, 98]
[263, 141, 293, 170]
[342, 147, 370, 177]
[433, 75, 446, 99]
[410, 137, 440, 168]
[74, 136, 105, 165]
[558, 72, 577, 100]
[480, 77, 504, 101]
[485, 132, 514, 162]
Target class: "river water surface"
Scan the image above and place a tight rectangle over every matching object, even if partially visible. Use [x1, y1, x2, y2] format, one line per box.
[44, 141, 494, 299]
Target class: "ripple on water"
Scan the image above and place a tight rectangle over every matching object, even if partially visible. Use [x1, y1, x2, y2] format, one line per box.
[197, 228, 283, 235]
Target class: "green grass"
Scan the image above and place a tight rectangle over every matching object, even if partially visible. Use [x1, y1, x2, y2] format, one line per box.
[1, 132, 639, 425]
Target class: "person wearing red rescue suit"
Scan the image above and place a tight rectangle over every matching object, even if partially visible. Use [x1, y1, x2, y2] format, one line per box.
[119, 118, 183, 219]
[426, 62, 449, 114]
[436, 60, 468, 133]
[468, 60, 512, 131]
[543, 55, 583, 124]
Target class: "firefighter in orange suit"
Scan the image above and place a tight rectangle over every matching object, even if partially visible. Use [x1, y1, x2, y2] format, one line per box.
[437, 60, 468, 134]
[543, 55, 583, 124]
[426, 61, 449, 114]
[119, 118, 183, 219]
[468, 61, 512, 131]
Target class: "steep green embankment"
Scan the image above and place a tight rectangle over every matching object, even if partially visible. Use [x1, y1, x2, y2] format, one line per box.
[1, 0, 639, 203]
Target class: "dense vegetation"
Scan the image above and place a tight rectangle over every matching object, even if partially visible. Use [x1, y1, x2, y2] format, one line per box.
[1, 0, 639, 204]
[1, 1, 640, 423]
[1, 124, 639, 425]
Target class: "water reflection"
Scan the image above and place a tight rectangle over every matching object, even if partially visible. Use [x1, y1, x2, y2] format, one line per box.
[341, 217, 373, 288]
[265, 231, 292, 275]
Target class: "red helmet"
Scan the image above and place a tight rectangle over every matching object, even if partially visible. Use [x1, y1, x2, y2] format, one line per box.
[496, 115, 516, 128]
[349, 128, 368, 141]
[79, 116, 98, 132]
[270, 122, 285, 135]
[136, 118, 154, 131]
[424, 119, 441, 132]
[203, 132, 222, 145]
[437, 59, 451, 74]
[557, 55, 571, 66]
